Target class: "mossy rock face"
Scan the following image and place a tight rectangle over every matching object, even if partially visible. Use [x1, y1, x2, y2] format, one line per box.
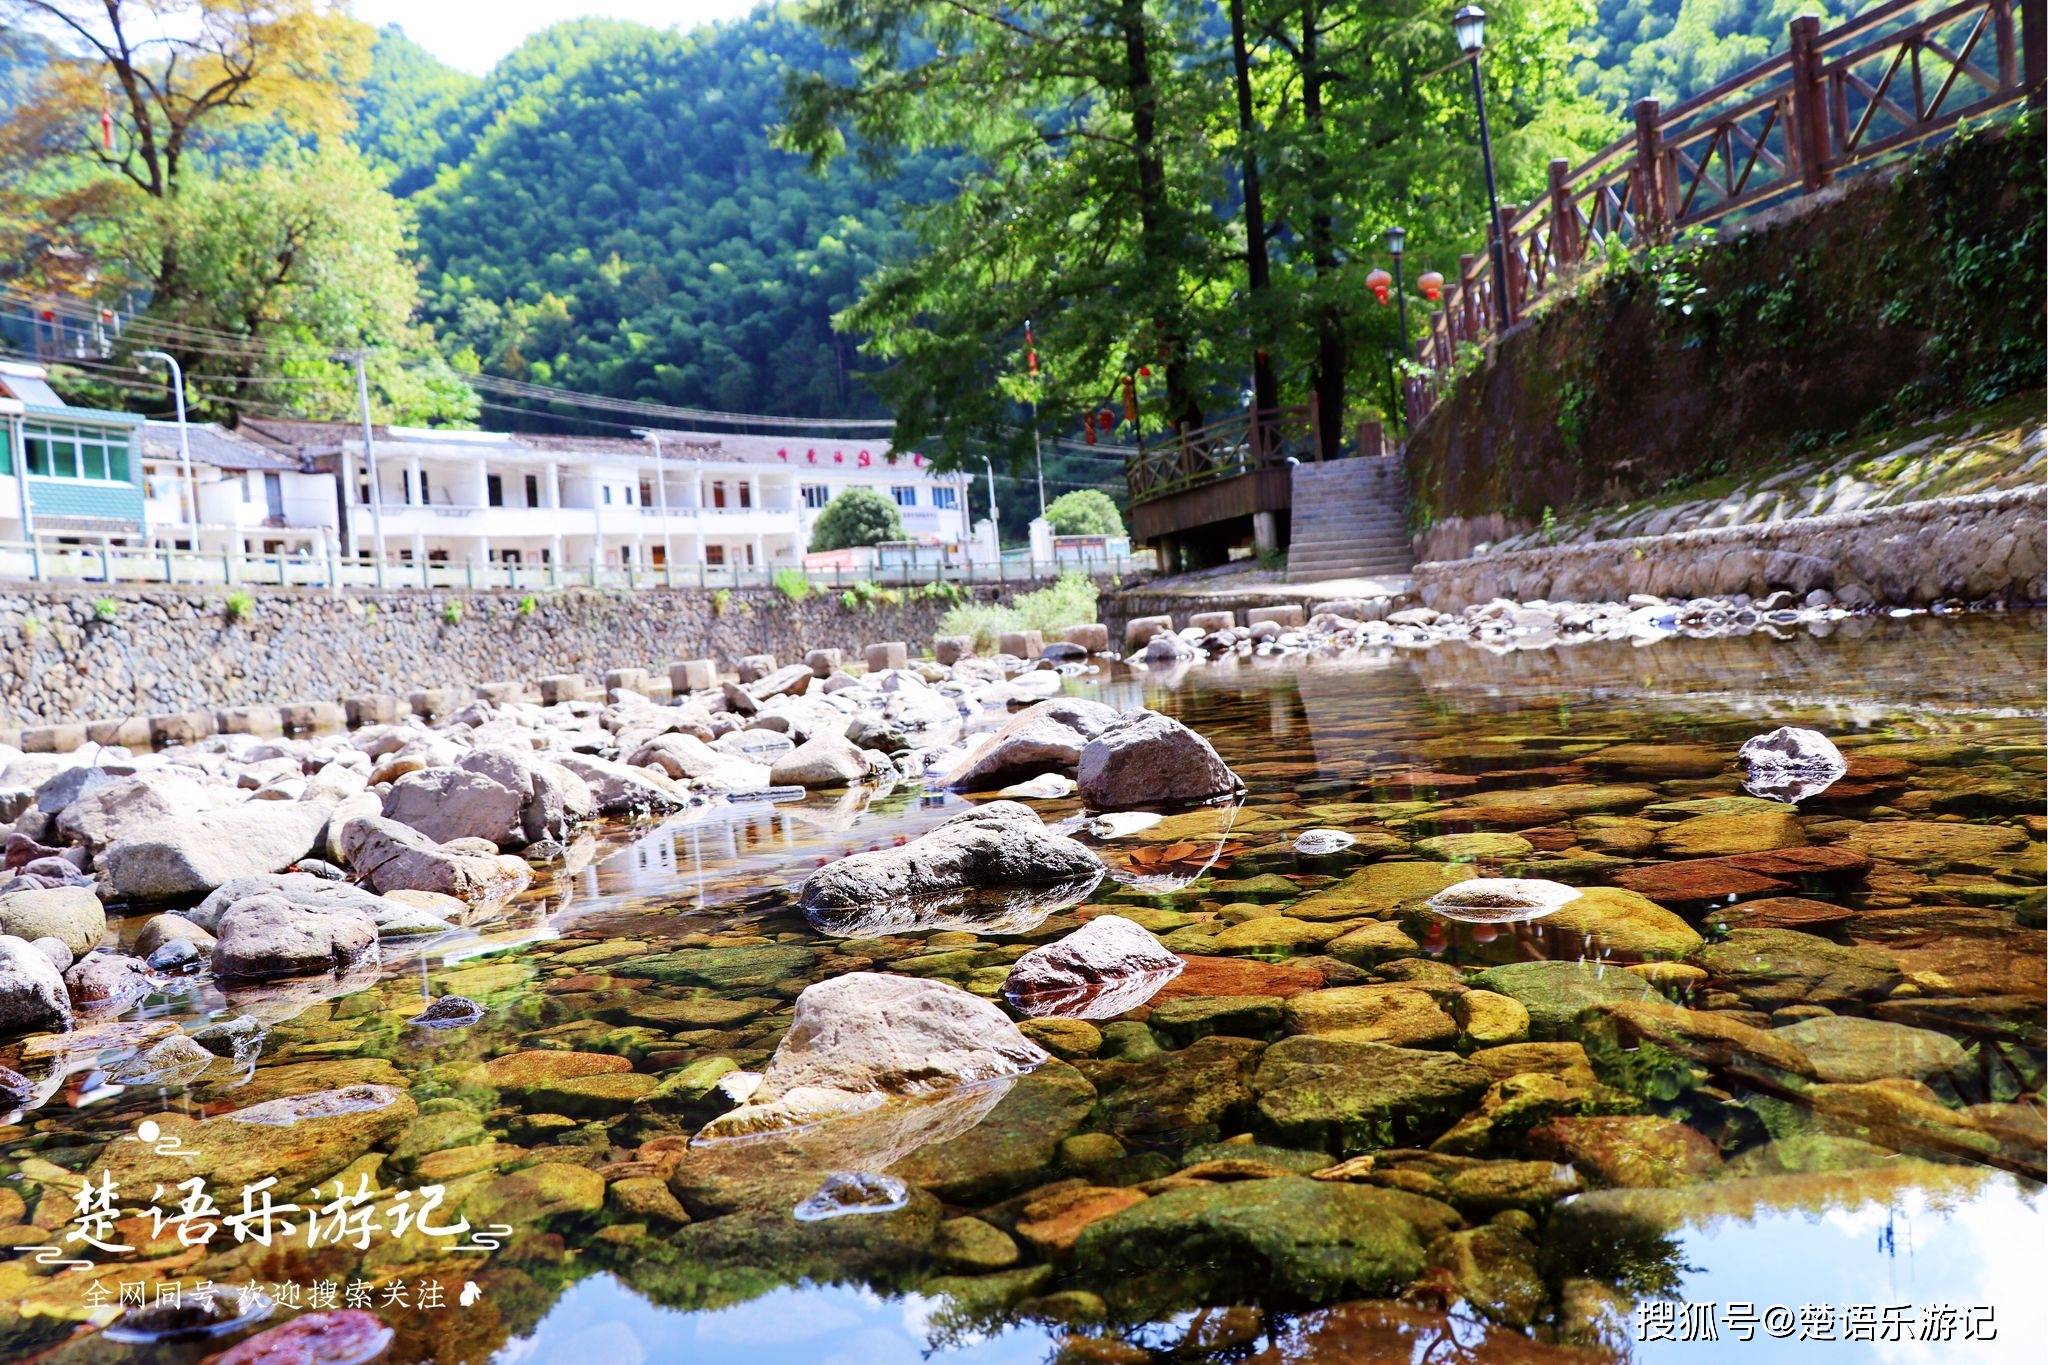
[890, 1063, 1096, 1202]
[620, 945, 818, 990]
[1539, 886, 1703, 961]
[1087, 1035, 1265, 1144]
[1072, 1176, 1461, 1313]
[1468, 961, 1658, 1039]
[1252, 1036, 1491, 1153]
[1290, 861, 1475, 920]
[1688, 928, 1902, 1009]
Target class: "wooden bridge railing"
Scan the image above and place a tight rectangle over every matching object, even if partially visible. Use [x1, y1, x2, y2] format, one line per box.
[1125, 404, 1317, 504]
[1413, 0, 2042, 421]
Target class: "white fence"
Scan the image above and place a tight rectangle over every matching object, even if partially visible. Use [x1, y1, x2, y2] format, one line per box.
[0, 540, 1150, 594]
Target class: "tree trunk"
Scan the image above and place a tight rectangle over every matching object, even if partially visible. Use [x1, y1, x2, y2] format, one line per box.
[1229, 0, 1279, 436]
[1120, 0, 1202, 435]
[1301, 2, 1345, 459]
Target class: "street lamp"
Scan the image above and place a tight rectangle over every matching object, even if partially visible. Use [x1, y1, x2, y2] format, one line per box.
[136, 350, 196, 545]
[1454, 4, 1514, 328]
[1384, 225, 1413, 363]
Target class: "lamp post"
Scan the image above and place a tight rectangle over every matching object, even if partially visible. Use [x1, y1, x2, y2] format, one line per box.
[136, 350, 196, 545]
[1384, 225, 1413, 362]
[1453, 4, 1514, 328]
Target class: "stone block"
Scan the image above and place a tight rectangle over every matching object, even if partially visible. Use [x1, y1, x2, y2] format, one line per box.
[638, 676, 673, 701]
[149, 711, 216, 748]
[215, 705, 284, 737]
[19, 723, 87, 754]
[863, 641, 909, 673]
[997, 630, 1045, 659]
[1187, 611, 1236, 632]
[85, 717, 152, 749]
[408, 687, 463, 720]
[345, 695, 403, 727]
[932, 635, 973, 666]
[1123, 614, 1174, 650]
[1061, 624, 1110, 653]
[537, 675, 589, 705]
[737, 654, 777, 684]
[603, 667, 652, 696]
[278, 701, 346, 733]
[1246, 604, 1305, 628]
[474, 681, 526, 705]
[671, 660, 718, 693]
[804, 649, 843, 678]
[1312, 598, 1374, 621]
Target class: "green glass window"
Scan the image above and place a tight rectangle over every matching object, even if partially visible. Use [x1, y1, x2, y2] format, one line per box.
[107, 444, 129, 481]
[24, 436, 48, 475]
[81, 441, 107, 481]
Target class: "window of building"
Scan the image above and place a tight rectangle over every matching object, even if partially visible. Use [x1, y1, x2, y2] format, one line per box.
[891, 485, 917, 507]
[602, 485, 613, 505]
[711, 481, 727, 509]
[525, 473, 540, 507]
[801, 484, 828, 509]
[745, 542, 756, 566]
[705, 544, 725, 565]
[420, 470, 432, 504]
[933, 486, 959, 510]
[625, 485, 635, 506]
[738, 482, 752, 509]
[640, 481, 654, 507]
[21, 422, 130, 483]
[487, 474, 504, 507]
[357, 477, 370, 505]
[241, 473, 253, 501]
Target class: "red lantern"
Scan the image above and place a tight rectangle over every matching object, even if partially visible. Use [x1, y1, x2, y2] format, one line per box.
[1418, 270, 1445, 302]
[1366, 268, 1393, 305]
[1137, 365, 1151, 378]
[1120, 376, 1137, 424]
[1082, 413, 1097, 445]
[1098, 408, 1117, 430]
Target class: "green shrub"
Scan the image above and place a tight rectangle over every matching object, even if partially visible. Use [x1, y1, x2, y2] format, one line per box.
[92, 597, 118, 622]
[1011, 571, 1098, 636]
[808, 488, 904, 552]
[223, 590, 255, 623]
[1044, 488, 1125, 537]
[711, 588, 734, 617]
[917, 580, 969, 605]
[939, 601, 1021, 655]
[517, 593, 539, 616]
[442, 601, 465, 625]
[773, 567, 813, 602]
[838, 580, 902, 612]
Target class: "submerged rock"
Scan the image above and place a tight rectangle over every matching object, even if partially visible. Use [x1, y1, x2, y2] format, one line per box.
[1738, 725, 1849, 803]
[210, 1310, 392, 1365]
[1002, 915, 1184, 1019]
[797, 801, 1103, 932]
[410, 994, 486, 1029]
[1076, 710, 1244, 811]
[1426, 878, 1582, 924]
[696, 972, 1047, 1140]
[1293, 829, 1357, 858]
[793, 1171, 911, 1221]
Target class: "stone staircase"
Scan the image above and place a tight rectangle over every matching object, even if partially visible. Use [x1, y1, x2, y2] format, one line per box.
[1286, 455, 1416, 580]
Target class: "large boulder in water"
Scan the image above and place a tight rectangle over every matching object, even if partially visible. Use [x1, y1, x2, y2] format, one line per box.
[944, 698, 1123, 792]
[769, 734, 870, 789]
[1003, 914, 1184, 1019]
[696, 972, 1047, 1139]
[553, 753, 692, 815]
[798, 802, 1103, 918]
[380, 767, 525, 848]
[627, 734, 770, 793]
[100, 799, 332, 900]
[1077, 710, 1243, 811]
[53, 768, 223, 853]
[213, 892, 379, 980]
[336, 815, 531, 902]
[0, 933, 71, 1035]
[0, 884, 104, 957]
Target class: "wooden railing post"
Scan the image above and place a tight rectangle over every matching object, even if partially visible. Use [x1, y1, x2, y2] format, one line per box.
[1788, 16, 1833, 192]
[1547, 159, 1581, 268]
[1458, 254, 1479, 341]
[1632, 98, 1667, 240]
[1503, 203, 1528, 315]
[2020, 0, 2044, 104]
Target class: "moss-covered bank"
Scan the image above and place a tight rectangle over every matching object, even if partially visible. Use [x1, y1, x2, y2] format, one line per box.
[1406, 113, 2044, 535]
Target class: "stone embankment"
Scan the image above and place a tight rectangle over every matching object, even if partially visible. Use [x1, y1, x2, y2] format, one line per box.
[0, 581, 1060, 730]
[1412, 487, 2045, 613]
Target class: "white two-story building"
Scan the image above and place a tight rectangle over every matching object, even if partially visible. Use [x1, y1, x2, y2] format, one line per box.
[240, 421, 975, 572]
[139, 420, 335, 557]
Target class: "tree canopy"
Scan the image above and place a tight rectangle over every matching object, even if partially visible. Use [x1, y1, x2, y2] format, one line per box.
[1045, 489, 1127, 537]
[809, 487, 906, 551]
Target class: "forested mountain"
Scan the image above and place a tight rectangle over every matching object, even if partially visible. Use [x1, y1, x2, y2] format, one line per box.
[353, 11, 965, 422]
[1576, 0, 1867, 109]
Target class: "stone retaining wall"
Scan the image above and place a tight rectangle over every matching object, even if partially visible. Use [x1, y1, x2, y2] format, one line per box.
[1412, 487, 2047, 612]
[0, 581, 1049, 729]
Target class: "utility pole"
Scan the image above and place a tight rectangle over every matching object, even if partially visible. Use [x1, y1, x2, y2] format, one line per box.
[635, 428, 672, 570]
[1031, 407, 1046, 517]
[136, 351, 195, 546]
[983, 455, 999, 553]
[346, 351, 387, 587]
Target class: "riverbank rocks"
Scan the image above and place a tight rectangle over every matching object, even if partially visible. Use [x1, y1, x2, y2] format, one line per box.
[628, 734, 770, 794]
[1771, 1015, 1967, 1083]
[769, 735, 870, 789]
[1002, 915, 1183, 1019]
[1539, 886, 1702, 959]
[1689, 928, 1902, 1009]
[1073, 1176, 1462, 1312]
[1077, 711, 1244, 811]
[0, 933, 71, 1034]
[100, 799, 331, 900]
[212, 892, 379, 980]
[697, 973, 1046, 1139]
[798, 802, 1103, 920]
[103, 1083, 416, 1193]
[1467, 961, 1657, 1038]
[51, 768, 220, 853]
[0, 885, 103, 957]
[945, 698, 1123, 791]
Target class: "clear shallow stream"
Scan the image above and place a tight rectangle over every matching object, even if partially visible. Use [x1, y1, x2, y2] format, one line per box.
[2, 613, 2043, 1363]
